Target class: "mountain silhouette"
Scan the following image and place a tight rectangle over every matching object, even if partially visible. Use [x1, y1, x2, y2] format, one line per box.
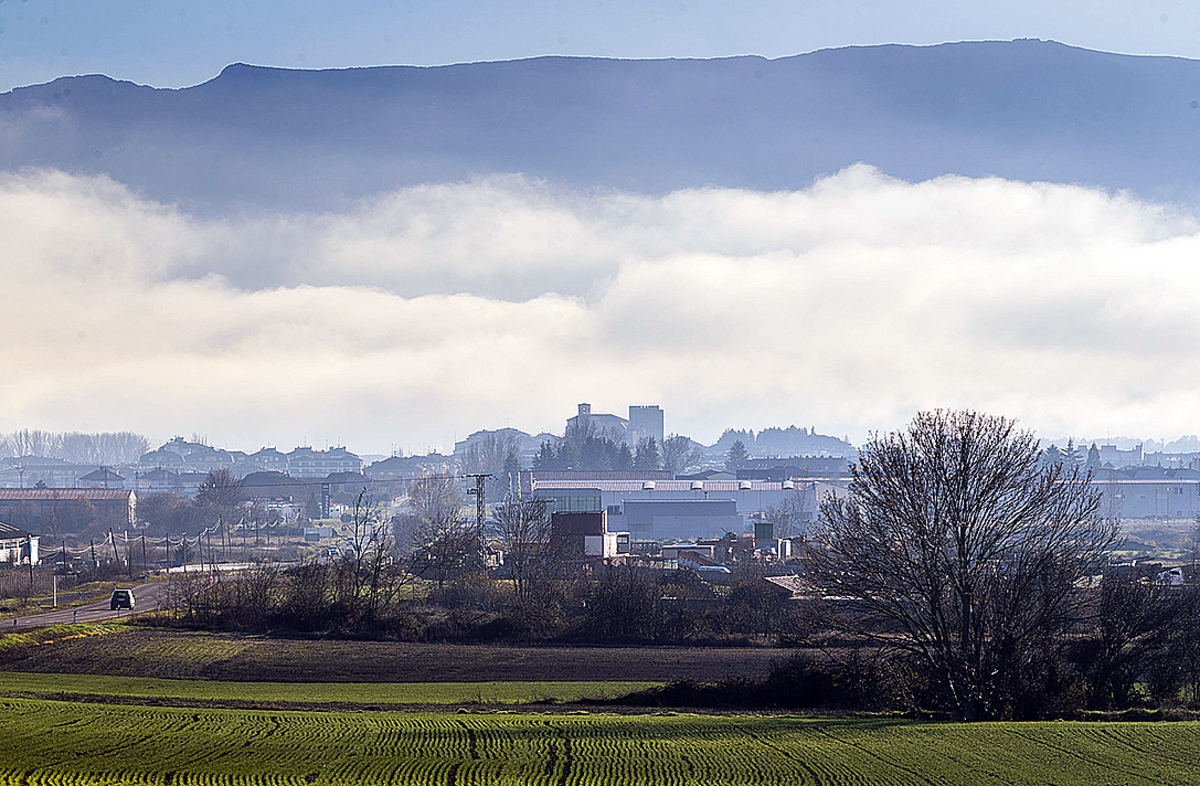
[4, 39, 1200, 212]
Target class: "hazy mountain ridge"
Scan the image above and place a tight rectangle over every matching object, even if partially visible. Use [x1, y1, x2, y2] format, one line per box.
[4, 39, 1200, 212]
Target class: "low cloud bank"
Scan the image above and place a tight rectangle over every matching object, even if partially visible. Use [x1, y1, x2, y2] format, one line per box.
[1, 165, 1196, 451]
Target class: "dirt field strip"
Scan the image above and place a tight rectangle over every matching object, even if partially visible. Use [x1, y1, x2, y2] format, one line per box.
[0, 628, 788, 683]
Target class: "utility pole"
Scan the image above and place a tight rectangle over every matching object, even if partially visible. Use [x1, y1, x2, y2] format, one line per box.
[90, 539, 97, 570]
[107, 529, 119, 569]
[464, 473, 492, 566]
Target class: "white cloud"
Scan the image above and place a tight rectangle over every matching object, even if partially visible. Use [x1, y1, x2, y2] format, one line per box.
[3, 164, 1200, 452]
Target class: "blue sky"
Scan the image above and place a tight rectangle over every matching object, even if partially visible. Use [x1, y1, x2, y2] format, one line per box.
[2, 0, 1199, 91]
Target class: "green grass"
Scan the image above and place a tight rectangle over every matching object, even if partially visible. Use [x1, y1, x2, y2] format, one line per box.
[0, 622, 122, 652]
[0, 672, 660, 705]
[0, 698, 1197, 784]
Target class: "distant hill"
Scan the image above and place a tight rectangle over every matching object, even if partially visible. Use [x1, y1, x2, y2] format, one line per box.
[712, 427, 855, 458]
[5, 39, 1200, 213]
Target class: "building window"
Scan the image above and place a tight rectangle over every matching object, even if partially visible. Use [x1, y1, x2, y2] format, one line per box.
[537, 494, 602, 513]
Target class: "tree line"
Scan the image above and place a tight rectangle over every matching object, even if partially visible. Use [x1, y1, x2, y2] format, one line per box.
[0, 430, 150, 465]
[531, 416, 703, 475]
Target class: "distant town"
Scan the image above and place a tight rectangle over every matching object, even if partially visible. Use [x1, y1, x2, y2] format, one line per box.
[0, 402, 1195, 572]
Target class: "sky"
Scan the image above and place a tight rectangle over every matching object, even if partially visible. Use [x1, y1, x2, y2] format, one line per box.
[4, 2, 1200, 454]
[1, 1, 1199, 91]
[4, 166, 1200, 454]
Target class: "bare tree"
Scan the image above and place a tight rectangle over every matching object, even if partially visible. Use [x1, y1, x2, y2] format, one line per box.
[334, 488, 402, 622]
[1079, 572, 1184, 709]
[460, 432, 521, 476]
[764, 485, 812, 539]
[195, 468, 246, 563]
[3, 430, 64, 458]
[0, 430, 150, 463]
[1189, 503, 1200, 572]
[494, 494, 554, 603]
[394, 474, 474, 589]
[660, 434, 704, 477]
[1163, 584, 1200, 707]
[196, 468, 245, 514]
[805, 409, 1118, 721]
[580, 562, 665, 642]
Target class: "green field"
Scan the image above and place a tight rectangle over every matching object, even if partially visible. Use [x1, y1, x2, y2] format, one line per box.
[3, 629, 1199, 784]
[0, 697, 1198, 785]
[0, 671, 657, 705]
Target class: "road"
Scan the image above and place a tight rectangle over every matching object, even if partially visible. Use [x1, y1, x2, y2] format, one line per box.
[8, 580, 172, 629]
[6, 562, 295, 630]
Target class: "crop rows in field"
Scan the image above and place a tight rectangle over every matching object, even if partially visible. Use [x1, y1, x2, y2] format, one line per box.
[0, 672, 659, 705]
[0, 623, 120, 655]
[0, 698, 1197, 785]
[131, 635, 251, 664]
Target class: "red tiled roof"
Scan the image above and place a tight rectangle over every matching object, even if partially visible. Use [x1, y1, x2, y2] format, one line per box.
[765, 575, 818, 596]
[0, 489, 132, 500]
[532, 480, 791, 492]
[531, 471, 671, 481]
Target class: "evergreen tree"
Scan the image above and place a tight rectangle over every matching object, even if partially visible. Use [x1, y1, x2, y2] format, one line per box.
[556, 438, 581, 469]
[615, 442, 634, 470]
[503, 451, 521, 475]
[633, 436, 661, 470]
[532, 440, 558, 471]
[1063, 439, 1082, 467]
[580, 436, 614, 470]
[1042, 444, 1063, 467]
[725, 439, 749, 473]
